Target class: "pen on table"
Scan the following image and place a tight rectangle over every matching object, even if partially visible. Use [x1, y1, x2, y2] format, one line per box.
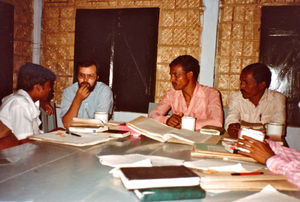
[231, 172, 264, 176]
[66, 130, 81, 137]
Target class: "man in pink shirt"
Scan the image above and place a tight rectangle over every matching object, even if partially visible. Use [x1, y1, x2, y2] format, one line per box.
[238, 136, 300, 189]
[149, 55, 223, 132]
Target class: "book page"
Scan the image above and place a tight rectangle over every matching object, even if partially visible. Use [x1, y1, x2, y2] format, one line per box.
[166, 129, 221, 145]
[127, 117, 221, 145]
[30, 130, 113, 146]
[127, 117, 171, 142]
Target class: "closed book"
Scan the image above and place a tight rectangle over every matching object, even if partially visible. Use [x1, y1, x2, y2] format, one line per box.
[192, 143, 256, 162]
[118, 166, 200, 190]
[134, 186, 206, 201]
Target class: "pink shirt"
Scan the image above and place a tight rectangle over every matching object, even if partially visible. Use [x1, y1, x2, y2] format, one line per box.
[149, 83, 223, 131]
[266, 139, 300, 189]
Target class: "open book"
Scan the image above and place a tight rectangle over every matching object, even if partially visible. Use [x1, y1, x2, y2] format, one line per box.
[117, 166, 200, 190]
[30, 130, 130, 147]
[127, 117, 221, 145]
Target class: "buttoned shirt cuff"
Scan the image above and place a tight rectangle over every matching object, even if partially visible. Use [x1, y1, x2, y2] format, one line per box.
[266, 155, 279, 172]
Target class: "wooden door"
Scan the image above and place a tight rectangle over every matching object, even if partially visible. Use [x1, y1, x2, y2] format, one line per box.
[260, 6, 300, 126]
[74, 8, 159, 113]
[0, 2, 13, 103]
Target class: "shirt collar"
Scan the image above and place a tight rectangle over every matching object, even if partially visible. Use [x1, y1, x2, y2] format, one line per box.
[17, 89, 40, 109]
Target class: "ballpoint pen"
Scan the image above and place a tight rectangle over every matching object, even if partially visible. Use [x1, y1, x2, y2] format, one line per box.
[231, 172, 264, 176]
[66, 130, 81, 137]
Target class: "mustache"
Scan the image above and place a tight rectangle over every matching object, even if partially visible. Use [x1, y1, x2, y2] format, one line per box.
[79, 81, 91, 91]
[79, 81, 96, 92]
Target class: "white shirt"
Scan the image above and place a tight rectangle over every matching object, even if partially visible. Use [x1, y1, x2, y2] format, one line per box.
[225, 89, 286, 130]
[0, 89, 41, 140]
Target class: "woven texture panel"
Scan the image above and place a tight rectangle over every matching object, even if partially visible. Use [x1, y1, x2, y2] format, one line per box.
[41, 0, 204, 104]
[215, 0, 299, 107]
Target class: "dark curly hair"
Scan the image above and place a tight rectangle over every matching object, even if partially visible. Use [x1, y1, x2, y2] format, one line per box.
[169, 55, 200, 80]
[242, 63, 271, 88]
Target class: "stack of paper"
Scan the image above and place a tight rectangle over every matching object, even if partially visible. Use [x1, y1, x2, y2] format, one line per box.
[184, 159, 298, 191]
[69, 117, 108, 133]
[30, 130, 129, 147]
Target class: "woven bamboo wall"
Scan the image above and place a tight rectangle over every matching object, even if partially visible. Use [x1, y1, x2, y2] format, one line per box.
[0, 0, 33, 90]
[6, 0, 299, 108]
[215, 0, 300, 108]
[41, 0, 204, 104]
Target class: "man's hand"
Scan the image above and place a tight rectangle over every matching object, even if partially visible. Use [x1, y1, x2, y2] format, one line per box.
[227, 123, 241, 138]
[75, 83, 91, 102]
[40, 101, 54, 115]
[166, 113, 184, 129]
[237, 136, 275, 164]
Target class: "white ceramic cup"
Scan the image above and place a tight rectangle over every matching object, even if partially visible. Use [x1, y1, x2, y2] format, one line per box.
[181, 116, 195, 131]
[266, 122, 285, 141]
[94, 112, 108, 124]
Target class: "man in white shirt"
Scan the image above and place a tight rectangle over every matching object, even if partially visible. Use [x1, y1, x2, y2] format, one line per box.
[0, 63, 56, 150]
[225, 63, 286, 138]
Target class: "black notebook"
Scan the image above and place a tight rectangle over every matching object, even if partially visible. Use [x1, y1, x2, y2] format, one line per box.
[118, 166, 200, 190]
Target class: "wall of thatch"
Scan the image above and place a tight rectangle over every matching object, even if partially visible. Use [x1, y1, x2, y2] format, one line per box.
[4, 0, 300, 109]
[41, 0, 204, 105]
[215, 0, 300, 107]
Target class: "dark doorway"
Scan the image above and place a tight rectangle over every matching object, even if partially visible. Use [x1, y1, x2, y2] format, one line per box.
[260, 6, 300, 126]
[74, 8, 159, 113]
[0, 2, 14, 103]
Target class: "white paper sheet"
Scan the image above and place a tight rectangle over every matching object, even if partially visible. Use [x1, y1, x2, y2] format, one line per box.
[233, 185, 300, 202]
[184, 159, 265, 172]
[98, 153, 184, 168]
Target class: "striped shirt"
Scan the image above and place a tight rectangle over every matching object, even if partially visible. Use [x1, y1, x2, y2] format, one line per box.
[266, 139, 300, 189]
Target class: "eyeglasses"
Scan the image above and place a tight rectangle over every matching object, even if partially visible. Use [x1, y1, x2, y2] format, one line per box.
[78, 72, 97, 80]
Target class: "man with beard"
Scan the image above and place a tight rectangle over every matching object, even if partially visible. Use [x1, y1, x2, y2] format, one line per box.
[60, 59, 113, 128]
[225, 63, 286, 138]
[149, 55, 223, 132]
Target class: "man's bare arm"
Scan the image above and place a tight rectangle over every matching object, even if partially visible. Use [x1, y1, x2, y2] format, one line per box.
[62, 84, 90, 128]
[0, 121, 27, 150]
